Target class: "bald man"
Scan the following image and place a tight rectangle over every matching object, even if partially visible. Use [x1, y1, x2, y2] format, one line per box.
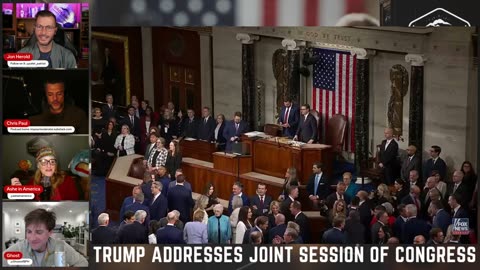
[401, 145, 422, 182]
[378, 128, 399, 185]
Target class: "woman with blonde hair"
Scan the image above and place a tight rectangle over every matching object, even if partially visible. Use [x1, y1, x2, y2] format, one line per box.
[193, 195, 209, 224]
[10, 147, 79, 201]
[278, 167, 299, 201]
[328, 199, 347, 223]
[114, 124, 135, 156]
[372, 183, 393, 205]
[267, 200, 281, 229]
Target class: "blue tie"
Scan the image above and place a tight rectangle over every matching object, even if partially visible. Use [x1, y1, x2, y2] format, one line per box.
[314, 174, 319, 195]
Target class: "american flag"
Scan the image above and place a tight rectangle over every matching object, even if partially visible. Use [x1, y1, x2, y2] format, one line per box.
[312, 48, 356, 152]
[92, 0, 365, 26]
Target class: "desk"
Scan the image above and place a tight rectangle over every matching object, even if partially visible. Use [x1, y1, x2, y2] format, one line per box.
[180, 139, 217, 162]
[242, 136, 333, 181]
[105, 154, 144, 221]
[213, 152, 252, 175]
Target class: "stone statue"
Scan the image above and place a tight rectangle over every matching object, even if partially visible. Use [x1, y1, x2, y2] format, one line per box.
[388, 64, 409, 138]
[272, 49, 289, 118]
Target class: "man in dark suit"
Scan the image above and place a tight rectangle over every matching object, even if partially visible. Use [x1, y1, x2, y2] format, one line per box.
[278, 97, 300, 138]
[378, 128, 399, 185]
[447, 170, 471, 207]
[149, 181, 168, 222]
[223, 111, 250, 152]
[357, 191, 373, 243]
[322, 216, 346, 244]
[144, 132, 158, 162]
[124, 105, 140, 136]
[125, 192, 151, 228]
[116, 210, 148, 244]
[306, 162, 331, 208]
[155, 166, 171, 196]
[344, 210, 365, 244]
[101, 94, 118, 120]
[119, 185, 142, 222]
[243, 216, 269, 244]
[393, 204, 408, 242]
[156, 211, 185, 244]
[250, 183, 272, 218]
[197, 106, 216, 141]
[429, 200, 451, 236]
[423, 145, 447, 181]
[407, 170, 423, 190]
[91, 213, 116, 244]
[267, 214, 287, 244]
[371, 210, 390, 243]
[280, 185, 299, 222]
[182, 109, 200, 138]
[448, 194, 470, 244]
[293, 104, 317, 143]
[168, 169, 192, 191]
[167, 175, 194, 224]
[325, 182, 349, 210]
[403, 204, 431, 244]
[448, 194, 468, 218]
[400, 145, 422, 182]
[426, 228, 445, 245]
[401, 185, 423, 217]
[291, 201, 310, 243]
[228, 181, 250, 214]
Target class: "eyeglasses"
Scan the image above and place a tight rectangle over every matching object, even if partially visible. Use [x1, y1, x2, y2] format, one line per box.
[39, 159, 57, 166]
[34, 24, 56, 32]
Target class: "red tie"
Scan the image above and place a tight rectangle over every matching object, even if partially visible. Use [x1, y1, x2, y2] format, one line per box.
[284, 107, 290, 123]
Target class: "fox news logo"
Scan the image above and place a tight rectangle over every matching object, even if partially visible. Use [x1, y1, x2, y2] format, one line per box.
[452, 218, 469, 235]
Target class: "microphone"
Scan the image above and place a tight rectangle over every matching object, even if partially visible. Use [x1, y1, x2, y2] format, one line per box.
[40, 176, 51, 201]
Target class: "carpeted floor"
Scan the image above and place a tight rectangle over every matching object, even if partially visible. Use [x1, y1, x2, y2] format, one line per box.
[90, 175, 106, 228]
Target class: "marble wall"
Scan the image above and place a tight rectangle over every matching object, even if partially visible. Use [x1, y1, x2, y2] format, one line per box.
[212, 28, 243, 120]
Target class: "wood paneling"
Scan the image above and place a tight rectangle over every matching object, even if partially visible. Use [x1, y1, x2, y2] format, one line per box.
[213, 152, 252, 174]
[180, 140, 217, 162]
[151, 27, 201, 112]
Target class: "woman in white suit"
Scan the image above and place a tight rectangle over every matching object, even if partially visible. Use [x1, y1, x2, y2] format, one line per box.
[114, 124, 135, 156]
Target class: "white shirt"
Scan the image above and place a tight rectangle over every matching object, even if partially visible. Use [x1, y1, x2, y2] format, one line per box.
[385, 139, 393, 150]
[453, 205, 461, 215]
[294, 211, 302, 220]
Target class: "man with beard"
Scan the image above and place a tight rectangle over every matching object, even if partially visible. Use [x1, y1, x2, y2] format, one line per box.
[19, 10, 76, 68]
[29, 79, 88, 134]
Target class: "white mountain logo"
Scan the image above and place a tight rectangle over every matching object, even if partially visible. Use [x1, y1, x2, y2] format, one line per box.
[409, 8, 471, 27]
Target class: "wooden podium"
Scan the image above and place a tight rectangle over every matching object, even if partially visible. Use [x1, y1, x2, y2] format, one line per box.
[105, 154, 144, 221]
[242, 136, 332, 181]
[213, 152, 252, 175]
[180, 139, 217, 162]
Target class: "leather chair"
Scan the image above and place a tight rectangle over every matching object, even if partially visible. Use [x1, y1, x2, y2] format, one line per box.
[264, 123, 282, 137]
[325, 114, 347, 153]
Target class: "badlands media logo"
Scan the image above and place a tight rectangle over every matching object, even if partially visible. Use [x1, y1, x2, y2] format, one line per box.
[452, 218, 469, 235]
[409, 8, 471, 27]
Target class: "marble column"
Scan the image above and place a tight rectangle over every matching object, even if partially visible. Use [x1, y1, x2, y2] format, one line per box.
[281, 39, 305, 105]
[351, 48, 374, 175]
[405, 54, 426, 165]
[236, 33, 259, 130]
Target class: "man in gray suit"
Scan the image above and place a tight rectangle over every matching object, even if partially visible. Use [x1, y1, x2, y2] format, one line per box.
[401, 145, 422, 182]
